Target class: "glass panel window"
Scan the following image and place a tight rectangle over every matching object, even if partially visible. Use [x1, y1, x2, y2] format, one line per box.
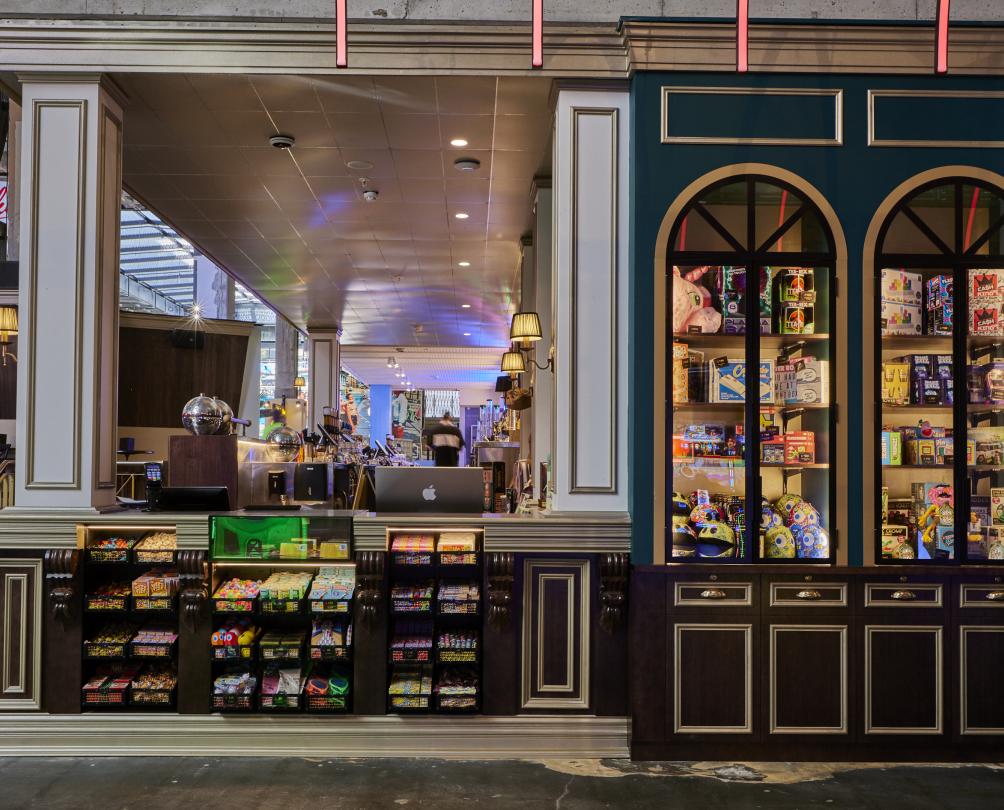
[667, 176, 836, 564]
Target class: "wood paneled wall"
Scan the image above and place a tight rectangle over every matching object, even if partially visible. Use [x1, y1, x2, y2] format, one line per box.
[118, 327, 248, 428]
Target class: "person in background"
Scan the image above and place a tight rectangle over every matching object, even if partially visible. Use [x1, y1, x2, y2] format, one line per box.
[263, 408, 285, 439]
[424, 411, 465, 467]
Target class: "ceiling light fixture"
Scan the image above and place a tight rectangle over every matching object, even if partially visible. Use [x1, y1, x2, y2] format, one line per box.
[387, 357, 395, 368]
[454, 212, 469, 220]
[453, 157, 481, 172]
[458, 261, 470, 267]
[461, 304, 471, 309]
[346, 160, 374, 171]
[463, 332, 471, 337]
[449, 138, 468, 147]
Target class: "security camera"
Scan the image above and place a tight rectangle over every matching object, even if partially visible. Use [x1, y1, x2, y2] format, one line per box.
[269, 134, 296, 149]
[362, 190, 379, 202]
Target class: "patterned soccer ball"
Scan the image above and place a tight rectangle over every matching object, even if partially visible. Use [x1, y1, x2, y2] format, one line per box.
[788, 501, 821, 529]
[761, 504, 784, 531]
[773, 494, 802, 523]
[765, 525, 796, 558]
[793, 525, 830, 559]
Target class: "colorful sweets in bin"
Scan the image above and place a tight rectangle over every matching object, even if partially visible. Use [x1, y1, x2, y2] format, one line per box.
[214, 578, 261, 599]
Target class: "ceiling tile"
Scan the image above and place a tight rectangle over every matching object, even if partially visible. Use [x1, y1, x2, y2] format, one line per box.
[393, 150, 444, 179]
[399, 179, 447, 205]
[328, 113, 389, 149]
[340, 148, 398, 180]
[373, 76, 438, 113]
[177, 174, 270, 201]
[445, 177, 491, 205]
[213, 110, 278, 148]
[497, 77, 553, 115]
[194, 197, 281, 221]
[269, 112, 337, 148]
[188, 75, 264, 112]
[383, 113, 441, 151]
[262, 175, 320, 204]
[493, 115, 540, 151]
[436, 77, 498, 115]
[289, 148, 347, 177]
[314, 76, 379, 114]
[251, 75, 323, 112]
[438, 115, 495, 150]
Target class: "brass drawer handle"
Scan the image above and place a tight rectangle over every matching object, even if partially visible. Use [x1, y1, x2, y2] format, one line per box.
[700, 588, 728, 600]
[891, 590, 917, 601]
[795, 589, 822, 600]
[986, 591, 1004, 601]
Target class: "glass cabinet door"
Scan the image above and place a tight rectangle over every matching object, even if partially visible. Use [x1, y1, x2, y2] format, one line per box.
[667, 177, 837, 564]
[876, 179, 1004, 563]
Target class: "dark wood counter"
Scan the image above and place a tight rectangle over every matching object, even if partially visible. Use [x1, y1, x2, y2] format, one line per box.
[631, 565, 1004, 761]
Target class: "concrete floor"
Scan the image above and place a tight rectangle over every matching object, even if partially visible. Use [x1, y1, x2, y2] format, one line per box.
[2, 757, 1003, 809]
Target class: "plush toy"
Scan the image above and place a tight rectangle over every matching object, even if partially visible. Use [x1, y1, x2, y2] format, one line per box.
[672, 266, 722, 333]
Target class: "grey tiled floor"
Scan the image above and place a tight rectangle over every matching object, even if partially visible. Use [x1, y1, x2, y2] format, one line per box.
[2, 757, 1003, 808]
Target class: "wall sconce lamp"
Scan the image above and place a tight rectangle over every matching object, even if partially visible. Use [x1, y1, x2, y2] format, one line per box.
[507, 310, 553, 374]
[293, 375, 306, 398]
[0, 307, 17, 367]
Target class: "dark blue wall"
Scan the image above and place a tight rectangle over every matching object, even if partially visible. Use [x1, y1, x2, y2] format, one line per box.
[630, 71, 1004, 565]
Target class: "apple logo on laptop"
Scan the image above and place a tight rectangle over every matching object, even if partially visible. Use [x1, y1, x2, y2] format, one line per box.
[422, 484, 437, 502]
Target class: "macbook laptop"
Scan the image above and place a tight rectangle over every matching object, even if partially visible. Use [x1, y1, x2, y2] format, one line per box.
[374, 467, 485, 514]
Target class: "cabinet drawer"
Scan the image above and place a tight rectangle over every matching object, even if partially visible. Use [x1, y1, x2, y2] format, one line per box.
[958, 582, 1004, 610]
[674, 581, 753, 607]
[863, 582, 943, 608]
[768, 579, 848, 609]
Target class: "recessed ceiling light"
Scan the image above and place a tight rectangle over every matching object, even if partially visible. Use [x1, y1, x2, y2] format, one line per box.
[346, 160, 374, 170]
[454, 212, 469, 220]
[458, 261, 470, 267]
[463, 332, 471, 336]
[461, 304, 472, 309]
[450, 138, 468, 147]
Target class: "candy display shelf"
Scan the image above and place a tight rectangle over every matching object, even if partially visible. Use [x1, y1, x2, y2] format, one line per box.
[386, 528, 483, 715]
[209, 554, 355, 716]
[79, 527, 181, 711]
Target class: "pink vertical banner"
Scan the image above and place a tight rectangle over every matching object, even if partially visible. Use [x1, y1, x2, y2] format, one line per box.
[737, 0, 749, 73]
[336, 0, 348, 68]
[532, 0, 543, 69]
[936, 0, 950, 74]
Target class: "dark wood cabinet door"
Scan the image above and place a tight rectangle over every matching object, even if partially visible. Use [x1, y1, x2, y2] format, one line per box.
[0, 559, 43, 710]
[864, 624, 944, 736]
[959, 625, 1004, 737]
[521, 558, 590, 710]
[768, 623, 848, 736]
[672, 622, 754, 736]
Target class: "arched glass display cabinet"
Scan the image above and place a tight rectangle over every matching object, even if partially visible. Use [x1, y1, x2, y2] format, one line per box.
[666, 176, 837, 564]
[876, 178, 1004, 564]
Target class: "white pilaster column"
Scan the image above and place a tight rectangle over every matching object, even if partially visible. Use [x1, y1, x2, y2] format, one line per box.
[518, 234, 534, 464]
[306, 328, 340, 435]
[531, 182, 553, 496]
[273, 318, 299, 401]
[14, 74, 125, 512]
[552, 86, 630, 513]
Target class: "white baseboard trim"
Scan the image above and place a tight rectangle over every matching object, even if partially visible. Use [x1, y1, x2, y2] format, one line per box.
[0, 714, 630, 758]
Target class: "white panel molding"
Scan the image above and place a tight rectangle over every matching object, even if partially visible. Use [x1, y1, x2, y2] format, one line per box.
[553, 88, 629, 512]
[0, 559, 43, 711]
[0, 714, 629, 758]
[307, 329, 341, 437]
[14, 74, 124, 511]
